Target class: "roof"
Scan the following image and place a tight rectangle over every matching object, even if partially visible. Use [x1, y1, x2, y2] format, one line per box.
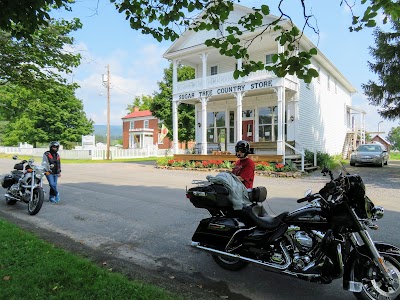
[121, 110, 153, 119]
[371, 135, 391, 146]
[162, 3, 357, 94]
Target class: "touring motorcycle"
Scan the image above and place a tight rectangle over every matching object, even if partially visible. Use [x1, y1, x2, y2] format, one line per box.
[186, 166, 400, 299]
[1, 156, 50, 215]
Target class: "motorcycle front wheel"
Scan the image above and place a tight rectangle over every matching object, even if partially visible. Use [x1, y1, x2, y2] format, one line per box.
[352, 254, 400, 300]
[28, 188, 44, 215]
[212, 255, 248, 271]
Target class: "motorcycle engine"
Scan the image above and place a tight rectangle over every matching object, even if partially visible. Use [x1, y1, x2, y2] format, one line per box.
[286, 227, 320, 271]
[293, 231, 313, 251]
[9, 183, 20, 197]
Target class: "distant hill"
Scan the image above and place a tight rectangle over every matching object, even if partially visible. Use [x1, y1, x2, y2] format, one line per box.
[93, 125, 122, 138]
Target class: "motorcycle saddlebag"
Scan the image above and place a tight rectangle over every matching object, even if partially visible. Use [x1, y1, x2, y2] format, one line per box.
[187, 184, 231, 209]
[192, 217, 240, 249]
[1, 174, 14, 188]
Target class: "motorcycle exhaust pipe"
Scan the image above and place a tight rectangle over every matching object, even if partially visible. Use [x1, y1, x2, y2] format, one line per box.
[191, 241, 291, 270]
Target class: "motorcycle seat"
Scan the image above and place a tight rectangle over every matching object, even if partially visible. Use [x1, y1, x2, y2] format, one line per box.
[242, 205, 288, 229]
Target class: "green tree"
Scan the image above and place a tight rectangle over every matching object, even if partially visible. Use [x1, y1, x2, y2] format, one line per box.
[150, 64, 195, 146]
[0, 0, 72, 40]
[387, 126, 400, 150]
[362, 20, 400, 120]
[0, 18, 82, 89]
[0, 83, 93, 147]
[111, 0, 399, 83]
[126, 95, 153, 112]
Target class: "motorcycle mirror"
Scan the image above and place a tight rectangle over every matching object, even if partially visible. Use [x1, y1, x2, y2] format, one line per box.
[12, 155, 18, 160]
[29, 158, 34, 164]
[304, 189, 312, 197]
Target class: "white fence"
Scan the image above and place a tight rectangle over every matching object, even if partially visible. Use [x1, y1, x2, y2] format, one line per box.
[0, 145, 170, 160]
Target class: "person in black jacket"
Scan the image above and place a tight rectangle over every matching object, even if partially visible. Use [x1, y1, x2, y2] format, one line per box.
[42, 141, 62, 203]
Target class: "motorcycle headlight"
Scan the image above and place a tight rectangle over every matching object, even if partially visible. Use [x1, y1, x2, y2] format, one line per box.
[35, 167, 46, 179]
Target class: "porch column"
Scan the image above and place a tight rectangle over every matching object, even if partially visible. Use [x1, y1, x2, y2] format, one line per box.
[172, 60, 180, 94]
[201, 52, 208, 89]
[275, 86, 285, 156]
[172, 100, 179, 154]
[201, 97, 208, 154]
[234, 92, 244, 141]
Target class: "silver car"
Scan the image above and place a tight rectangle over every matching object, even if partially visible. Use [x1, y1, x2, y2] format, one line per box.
[350, 143, 389, 167]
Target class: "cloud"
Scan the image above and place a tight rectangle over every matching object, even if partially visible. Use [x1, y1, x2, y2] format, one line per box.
[71, 41, 170, 125]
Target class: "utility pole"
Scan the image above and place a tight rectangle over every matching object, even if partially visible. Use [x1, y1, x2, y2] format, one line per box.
[102, 65, 111, 160]
[106, 64, 111, 160]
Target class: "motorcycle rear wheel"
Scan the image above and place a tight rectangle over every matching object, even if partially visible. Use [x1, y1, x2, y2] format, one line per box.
[28, 189, 44, 215]
[212, 255, 248, 271]
[352, 254, 400, 300]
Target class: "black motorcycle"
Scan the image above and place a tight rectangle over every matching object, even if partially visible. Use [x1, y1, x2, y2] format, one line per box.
[186, 166, 400, 299]
[1, 156, 50, 215]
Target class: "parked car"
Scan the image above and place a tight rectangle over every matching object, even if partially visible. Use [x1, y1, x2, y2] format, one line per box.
[350, 143, 389, 167]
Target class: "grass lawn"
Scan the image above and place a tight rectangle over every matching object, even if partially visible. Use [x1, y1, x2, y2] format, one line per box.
[0, 218, 181, 300]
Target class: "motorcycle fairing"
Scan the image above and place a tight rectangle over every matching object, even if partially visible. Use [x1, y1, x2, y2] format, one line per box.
[342, 241, 400, 291]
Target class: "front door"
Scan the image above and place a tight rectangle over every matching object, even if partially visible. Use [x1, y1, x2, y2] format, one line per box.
[242, 120, 254, 142]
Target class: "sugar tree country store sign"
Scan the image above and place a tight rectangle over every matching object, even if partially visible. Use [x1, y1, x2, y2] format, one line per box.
[176, 79, 277, 101]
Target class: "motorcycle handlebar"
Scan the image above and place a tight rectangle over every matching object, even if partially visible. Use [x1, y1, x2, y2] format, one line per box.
[297, 196, 310, 203]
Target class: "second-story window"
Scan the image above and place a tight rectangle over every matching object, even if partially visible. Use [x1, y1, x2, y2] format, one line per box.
[144, 120, 149, 128]
[266, 54, 274, 64]
[130, 121, 134, 129]
[211, 65, 218, 76]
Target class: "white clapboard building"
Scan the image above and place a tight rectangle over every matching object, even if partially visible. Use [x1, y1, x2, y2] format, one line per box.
[163, 4, 366, 162]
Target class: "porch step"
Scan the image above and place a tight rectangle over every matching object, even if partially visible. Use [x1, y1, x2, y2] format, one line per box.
[287, 156, 318, 173]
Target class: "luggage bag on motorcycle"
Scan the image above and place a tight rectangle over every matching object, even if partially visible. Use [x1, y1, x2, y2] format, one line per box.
[187, 184, 231, 209]
[192, 217, 240, 249]
[1, 174, 14, 188]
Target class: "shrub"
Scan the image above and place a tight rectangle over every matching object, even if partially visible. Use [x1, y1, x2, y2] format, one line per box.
[156, 157, 170, 166]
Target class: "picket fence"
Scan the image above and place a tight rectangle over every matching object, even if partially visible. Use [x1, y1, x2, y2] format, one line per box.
[0, 145, 176, 160]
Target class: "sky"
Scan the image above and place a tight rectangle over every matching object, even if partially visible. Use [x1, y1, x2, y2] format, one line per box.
[55, 0, 399, 138]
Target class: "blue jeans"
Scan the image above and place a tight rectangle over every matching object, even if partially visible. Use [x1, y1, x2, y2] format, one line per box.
[46, 174, 59, 197]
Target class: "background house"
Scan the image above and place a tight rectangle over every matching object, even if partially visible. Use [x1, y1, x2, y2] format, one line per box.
[371, 135, 391, 153]
[122, 107, 194, 151]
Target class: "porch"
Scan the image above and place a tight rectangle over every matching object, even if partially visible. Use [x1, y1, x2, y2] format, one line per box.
[173, 153, 283, 163]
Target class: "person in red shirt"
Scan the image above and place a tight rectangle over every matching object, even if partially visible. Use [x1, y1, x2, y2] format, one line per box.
[232, 140, 255, 189]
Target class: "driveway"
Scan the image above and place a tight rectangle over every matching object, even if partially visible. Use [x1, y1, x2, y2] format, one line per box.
[0, 159, 399, 300]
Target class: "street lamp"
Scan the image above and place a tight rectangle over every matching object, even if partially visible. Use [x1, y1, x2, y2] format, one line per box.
[378, 121, 383, 136]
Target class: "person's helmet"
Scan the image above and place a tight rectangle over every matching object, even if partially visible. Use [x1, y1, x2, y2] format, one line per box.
[49, 141, 60, 151]
[235, 140, 250, 158]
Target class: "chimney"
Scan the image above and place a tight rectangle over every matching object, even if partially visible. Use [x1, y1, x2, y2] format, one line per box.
[134, 107, 139, 112]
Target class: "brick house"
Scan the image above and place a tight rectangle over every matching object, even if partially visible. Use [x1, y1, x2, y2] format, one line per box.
[122, 107, 193, 150]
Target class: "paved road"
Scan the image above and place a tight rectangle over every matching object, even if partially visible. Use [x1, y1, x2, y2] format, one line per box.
[0, 158, 399, 300]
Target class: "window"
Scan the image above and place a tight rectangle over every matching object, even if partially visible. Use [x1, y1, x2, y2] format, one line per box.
[206, 111, 225, 143]
[211, 65, 218, 76]
[229, 111, 235, 143]
[130, 121, 134, 129]
[144, 120, 149, 128]
[266, 54, 274, 64]
[258, 107, 277, 142]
